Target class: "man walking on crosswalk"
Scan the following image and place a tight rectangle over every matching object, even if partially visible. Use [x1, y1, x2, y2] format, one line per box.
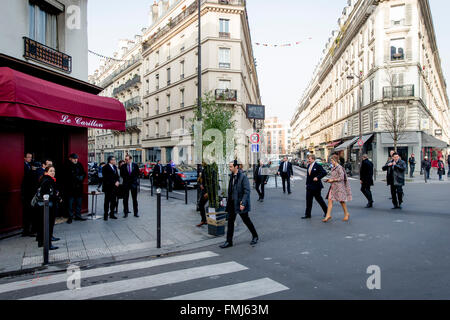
[220, 160, 259, 249]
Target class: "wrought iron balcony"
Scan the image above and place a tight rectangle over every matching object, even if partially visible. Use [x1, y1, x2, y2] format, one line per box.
[383, 85, 414, 99]
[23, 37, 72, 73]
[124, 96, 141, 110]
[113, 74, 141, 96]
[99, 56, 140, 88]
[215, 89, 237, 102]
[219, 32, 231, 39]
[126, 118, 143, 130]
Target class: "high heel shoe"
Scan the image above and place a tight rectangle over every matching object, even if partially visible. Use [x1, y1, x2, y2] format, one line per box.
[342, 215, 350, 222]
[322, 216, 332, 223]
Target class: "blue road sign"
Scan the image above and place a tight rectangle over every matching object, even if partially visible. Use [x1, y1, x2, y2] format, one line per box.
[251, 144, 260, 153]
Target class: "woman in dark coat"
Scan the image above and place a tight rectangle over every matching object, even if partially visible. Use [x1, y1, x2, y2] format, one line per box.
[36, 166, 61, 250]
[437, 157, 445, 181]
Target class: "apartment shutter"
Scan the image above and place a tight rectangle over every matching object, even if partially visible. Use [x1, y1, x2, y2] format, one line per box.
[398, 73, 404, 86]
[405, 37, 413, 60]
[392, 74, 398, 86]
[384, 7, 390, 28]
[384, 40, 390, 63]
[405, 4, 413, 26]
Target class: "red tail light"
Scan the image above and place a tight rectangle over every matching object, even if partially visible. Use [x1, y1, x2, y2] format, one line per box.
[178, 173, 186, 178]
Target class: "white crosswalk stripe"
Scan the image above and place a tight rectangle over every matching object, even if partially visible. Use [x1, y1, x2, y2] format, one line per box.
[22, 262, 248, 300]
[0, 251, 289, 300]
[166, 278, 289, 300]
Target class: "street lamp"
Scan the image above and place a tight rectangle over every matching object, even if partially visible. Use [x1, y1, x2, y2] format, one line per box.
[347, 72, 363, 171]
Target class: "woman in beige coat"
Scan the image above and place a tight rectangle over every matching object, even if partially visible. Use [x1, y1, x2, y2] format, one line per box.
[323, 155, 352, 222]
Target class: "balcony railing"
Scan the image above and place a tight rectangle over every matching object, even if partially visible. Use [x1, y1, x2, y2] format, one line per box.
[23, 37, 72, 73]
[219, 32, 231, 39]
[383, 85, 414, 99]
[124, 96, 142, 110]
[99, 56, 140, 88]
[126, 118, 143, 129]
[113, 74, 141, 96]
[215, 89, 237, 101]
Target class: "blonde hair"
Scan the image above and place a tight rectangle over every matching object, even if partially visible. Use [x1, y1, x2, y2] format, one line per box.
[331, 155, 340, 163]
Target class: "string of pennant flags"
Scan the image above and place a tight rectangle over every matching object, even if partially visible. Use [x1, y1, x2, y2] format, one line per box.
[254, 37, 313, 48]
[88, 50, 129, 62]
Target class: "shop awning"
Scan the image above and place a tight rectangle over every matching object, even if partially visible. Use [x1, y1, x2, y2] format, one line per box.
[334, 137, 359, 151]
[0, 67, 125, 130]
[352, 134, 374, 149]
[327, 141, 341, 148]
[380, 132, 419, 145]
[422, 132, 448, 148]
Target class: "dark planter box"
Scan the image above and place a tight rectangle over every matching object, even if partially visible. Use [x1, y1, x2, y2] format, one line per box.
[208, 224, 225, 236]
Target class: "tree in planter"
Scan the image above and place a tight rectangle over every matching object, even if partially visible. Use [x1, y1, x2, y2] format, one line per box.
[191, 92, 236, 210]
[383, 66, 408, 152]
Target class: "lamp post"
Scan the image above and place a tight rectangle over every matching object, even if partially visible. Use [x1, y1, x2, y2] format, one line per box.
[347, 72, 363, 171]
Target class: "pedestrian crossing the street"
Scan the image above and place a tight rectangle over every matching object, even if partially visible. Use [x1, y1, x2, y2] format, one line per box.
[0, 251, 289, 300]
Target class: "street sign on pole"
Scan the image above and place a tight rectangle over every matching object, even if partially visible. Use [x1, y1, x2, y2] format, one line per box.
[250, 133, 260, 144]
[246, 104, 265, 120]
[357, 139, 364, 147]
[251, 144, 260, 153]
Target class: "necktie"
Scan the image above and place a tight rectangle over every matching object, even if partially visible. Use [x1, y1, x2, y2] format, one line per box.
[309, 163, 313, 175]
[284, 162, 287, 172]
[129, 164, 131, 174]
[258, 167, 262, 176]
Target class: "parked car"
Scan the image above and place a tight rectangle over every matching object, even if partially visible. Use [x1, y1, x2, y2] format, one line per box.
[140, 162, 156, 179]
[300, 159, 308, 168]
[172, 165, 199, 189]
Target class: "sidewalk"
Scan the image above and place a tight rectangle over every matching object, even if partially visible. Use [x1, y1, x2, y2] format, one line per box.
[0, 186, 245, 276]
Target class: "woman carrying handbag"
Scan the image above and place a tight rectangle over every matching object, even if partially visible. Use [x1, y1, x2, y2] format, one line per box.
[323, 155, 352, 222]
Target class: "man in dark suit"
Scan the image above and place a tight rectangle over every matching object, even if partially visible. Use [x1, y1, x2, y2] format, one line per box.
[165, 160, 176, 192]
[152, 160, 163, 187]
[254, 160, 269, 202]
[383, 152, 406, 209]
[220, 161, 259, 249]
[102, 156, 120, 220]
[120, 155, 140, 218]
[360, 154, 374, 208]
[278, 157, 293, 194]
[21, 152, 35, 237]
[303, 154, 328, 219]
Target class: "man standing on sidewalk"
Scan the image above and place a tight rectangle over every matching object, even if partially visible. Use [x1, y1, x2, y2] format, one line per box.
[103, 156, 120, 220]
[254, 160, 268, 202]
[278, 157, 293, 194]
[220, 160, 259, 249]
[302, 154, 328, 219]
[21, 152, 35, 237]
[120, 155, 140, 218]
[383, 152, 406, 210]
[408, 154, 416, 178]
[64, 153, 87, 224]
[360, 155, 374, 208]
[422, 156, 431, 180]
[153, 160, 163, 187]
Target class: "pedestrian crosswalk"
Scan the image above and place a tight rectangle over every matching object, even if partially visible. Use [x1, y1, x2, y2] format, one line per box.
[0, 251, 289, 300]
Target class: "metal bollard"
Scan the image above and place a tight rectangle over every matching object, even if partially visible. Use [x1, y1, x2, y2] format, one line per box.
[156, 188, 161, 249]
[150, 176, 154, 197]
[185, 183, 188, 205]
[275, 174, 278, 189]
[43, 194, 50, 265]
[166, 178, 169, 200]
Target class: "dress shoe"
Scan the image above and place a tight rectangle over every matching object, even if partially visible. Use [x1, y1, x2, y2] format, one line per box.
[219, 242, 233, 249]
[301, 216, 311, 219]
[260, 199, 264, 202]
[74, 216, 87, 221]
[49, 245, 59, 251]
[391, 206, 400, 210]
[67, 218, 73, 224]
[134, 214, 140, 218]
[250, 237, 259, 245]
[196, 221, 207, 227]
[109, 215, 118, 220]
[123, 214, 128, 218]
[51, 237, 60, 242]
[104, 217, 108, 221]
[365, 203, 373, 208]
[288, 192, 292, 195]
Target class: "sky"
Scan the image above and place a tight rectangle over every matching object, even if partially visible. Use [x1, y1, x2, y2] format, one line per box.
[88, 0, 450, 124]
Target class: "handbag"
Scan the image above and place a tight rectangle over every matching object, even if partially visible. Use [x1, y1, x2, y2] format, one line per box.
[31, 187, 44, 207]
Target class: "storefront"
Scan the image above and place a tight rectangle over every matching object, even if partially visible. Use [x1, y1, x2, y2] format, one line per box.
[0, 67, 125, 233]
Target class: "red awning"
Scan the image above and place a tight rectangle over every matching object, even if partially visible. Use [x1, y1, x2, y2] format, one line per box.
[327, 141, 342, 148]
[0, 67, 125, 130]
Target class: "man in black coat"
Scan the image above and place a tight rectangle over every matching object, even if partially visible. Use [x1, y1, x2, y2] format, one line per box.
[120, 155, 140, 218]
[278, 157, 293, 194]
[152, 160, 163, 187]
[220, 161, 259, 249]
[408, 154, 416, 178]
[65, 154, 87, 223]
[165, 161, 176, 192]
[254, 160, 269, 202]
[303, 154, 328, 219]
[422, 156, 431, 179]
[21, 152, 35, 236]
[196, 163, 208, 227]
[360, 154, 374, 208]
[102, 156, 120, 220]
[383, 152, 406, 209]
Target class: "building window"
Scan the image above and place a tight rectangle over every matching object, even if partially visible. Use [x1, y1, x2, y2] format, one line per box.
[180, 61, 185, 79]
[370, 78, 375, 103]
[155, 122, 159, 137]
[156, 74, 159, 90]
[180, 116, 185, 132]
[166, 119, 171, 136]
[218, 79, 231, 90]
[390, 38, 405, 61]
[29, 3, 58, 49]
[167, 68, 171, 85]
[219, 19, 230, 38]
[167, 94, 171, 112]
[180, 89, 185, 107]
[219, 48, 231, 69]
[155, 51, 159, 66]
[156, 98, 160, 114]
[167, 43, 171, 60]
[391, 5, 405, 26]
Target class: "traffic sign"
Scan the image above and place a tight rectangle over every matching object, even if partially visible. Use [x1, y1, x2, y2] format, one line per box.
[251, 144, 260, 153]
[250, 133, 260, 144]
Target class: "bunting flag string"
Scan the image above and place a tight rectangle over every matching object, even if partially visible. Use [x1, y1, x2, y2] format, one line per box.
[254, 37, 313, 48]
[88, 50, 129, 62]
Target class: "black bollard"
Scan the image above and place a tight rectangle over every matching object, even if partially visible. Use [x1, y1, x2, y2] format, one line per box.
[150, 176, 154, 197]
[275, 174, 278, 189]
[43, 194, 50, 265]
[166, 177, 169, 200]
[185, 182, 188, 205]
[157, 189, 161, 249]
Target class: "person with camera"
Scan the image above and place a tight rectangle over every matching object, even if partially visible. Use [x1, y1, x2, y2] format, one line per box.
[64, 153, 87, 224]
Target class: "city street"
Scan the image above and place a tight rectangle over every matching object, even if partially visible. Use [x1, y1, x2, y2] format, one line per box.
[1, 167, 449, 300]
